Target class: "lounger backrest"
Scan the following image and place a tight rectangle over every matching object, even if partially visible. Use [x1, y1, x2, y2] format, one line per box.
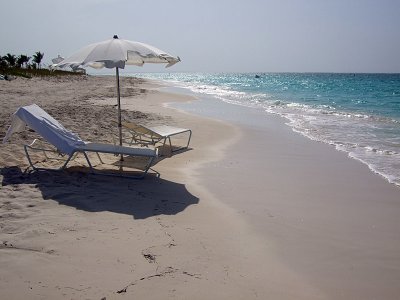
[4, 104, 85, 155]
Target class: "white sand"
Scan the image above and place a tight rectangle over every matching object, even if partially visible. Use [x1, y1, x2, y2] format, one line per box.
[1, 75, 399, 299]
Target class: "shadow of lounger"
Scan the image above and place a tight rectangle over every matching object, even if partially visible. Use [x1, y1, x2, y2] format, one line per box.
[1, 166, 199, 220]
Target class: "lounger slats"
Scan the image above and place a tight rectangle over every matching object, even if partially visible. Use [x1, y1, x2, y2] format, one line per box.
[120, 121, 192, 154]
[79, 143, 157, 157]
[146, 125, 190, 137]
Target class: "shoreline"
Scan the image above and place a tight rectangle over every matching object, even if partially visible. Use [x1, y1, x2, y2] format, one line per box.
[135, 72, 400, 188]
[169, 82, 400, 189]
[1, 75, 400, 299]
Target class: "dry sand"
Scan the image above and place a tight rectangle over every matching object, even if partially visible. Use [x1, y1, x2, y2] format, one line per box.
[0, 75, 399, 300]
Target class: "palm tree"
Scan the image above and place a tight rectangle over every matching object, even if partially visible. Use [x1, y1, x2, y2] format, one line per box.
[32, 51, 44, 69]
[0, 56, 7, 71]
[17, 55, 30, 68]
[4, 53, 17, 68]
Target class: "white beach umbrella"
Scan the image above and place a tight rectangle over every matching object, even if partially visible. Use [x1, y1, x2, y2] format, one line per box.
[55, 35, 180, 148]
[51, 55, 65, 65]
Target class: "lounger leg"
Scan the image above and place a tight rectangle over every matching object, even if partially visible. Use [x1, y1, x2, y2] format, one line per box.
[60, 153, 75, 170]
[168, 137, 173, 155]
[24, 144, 74, 172]
[95, 152, 104, 164]
[169, 130, 192, 153]
[82, 152, 94, 172]
[142, 156, 156, 177]
[24, 145, 37, 171]
[186, 130, 192, 149]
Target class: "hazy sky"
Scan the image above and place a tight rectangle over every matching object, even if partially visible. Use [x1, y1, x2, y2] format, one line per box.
[1, 0, 399, 73]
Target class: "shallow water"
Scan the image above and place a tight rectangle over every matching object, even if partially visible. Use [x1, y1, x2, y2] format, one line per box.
[132, 72, 400, 187]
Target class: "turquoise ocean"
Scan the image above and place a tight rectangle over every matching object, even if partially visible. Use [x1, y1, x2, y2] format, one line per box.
[133, 73, 400, 187]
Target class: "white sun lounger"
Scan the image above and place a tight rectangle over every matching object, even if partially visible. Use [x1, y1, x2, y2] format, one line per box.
[2, 104, 158, 178]
[119, 121, 192, 154]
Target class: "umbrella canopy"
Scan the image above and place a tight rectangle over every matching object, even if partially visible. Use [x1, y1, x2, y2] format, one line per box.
[51, 55, 65, 65]
[55, 35, 180, 150]
[56, 35, 180, 70]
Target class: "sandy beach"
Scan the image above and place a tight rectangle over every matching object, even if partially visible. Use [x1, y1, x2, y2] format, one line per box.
[1, 75, 400, 300]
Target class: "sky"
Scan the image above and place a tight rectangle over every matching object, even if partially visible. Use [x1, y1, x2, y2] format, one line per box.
[1, 0, 399, 73]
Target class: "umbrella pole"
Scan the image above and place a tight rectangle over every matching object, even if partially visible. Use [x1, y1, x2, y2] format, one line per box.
[116, 67, 123, 161]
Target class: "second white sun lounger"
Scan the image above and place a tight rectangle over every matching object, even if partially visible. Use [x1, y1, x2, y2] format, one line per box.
[3, 104, 158, 178]
[120, 121, 192, 153]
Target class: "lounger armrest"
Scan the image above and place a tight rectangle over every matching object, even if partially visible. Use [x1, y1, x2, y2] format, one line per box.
[25, 139, 64, 155]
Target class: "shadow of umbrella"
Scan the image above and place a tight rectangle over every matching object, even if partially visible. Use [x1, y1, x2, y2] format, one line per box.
[1, 167, 198, 220]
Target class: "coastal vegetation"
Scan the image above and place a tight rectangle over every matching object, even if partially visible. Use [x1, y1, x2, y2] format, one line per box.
[0, 51, 81, 78]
